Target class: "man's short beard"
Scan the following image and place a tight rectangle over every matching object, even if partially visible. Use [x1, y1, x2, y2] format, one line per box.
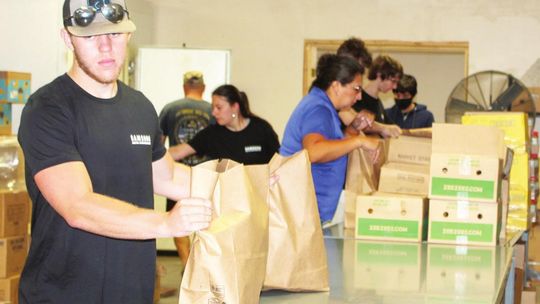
[73, 48, 121, 85]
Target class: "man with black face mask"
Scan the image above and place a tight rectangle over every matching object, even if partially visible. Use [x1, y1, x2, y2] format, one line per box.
[385, 74, 434, 129]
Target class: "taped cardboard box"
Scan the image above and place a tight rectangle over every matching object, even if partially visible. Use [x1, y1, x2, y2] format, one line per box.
[0, 191, 30, 238]
[429, 153, 501, 203]
[0, 105, 11, 136]
[430, 123, 506, 203]
[378, 162, 430, 196]
[428, 199, 500, 246]
[0, 235, 27, 278]
[0, 275, 19, 304]
[426, 244, 496, 301]
[355, 193, 428, 243]
[0, 71, 31, 104]
[387, 135, 431, 166]
[431, 123, 506, 158]
[354, 240, 423, 292]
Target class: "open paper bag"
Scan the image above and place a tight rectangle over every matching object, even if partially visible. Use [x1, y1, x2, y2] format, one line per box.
[263, 150, 329, 291]
[179, 159, 269, 303]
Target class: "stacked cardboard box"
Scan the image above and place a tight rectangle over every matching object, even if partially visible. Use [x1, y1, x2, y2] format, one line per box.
[0, 138, 30, 304]
[354, 136, 431, 243]
[0, 190, 30, 304]
[0, 71, 31, 136]
[462, 112, 531, 232]
[427, 123, 506, 246]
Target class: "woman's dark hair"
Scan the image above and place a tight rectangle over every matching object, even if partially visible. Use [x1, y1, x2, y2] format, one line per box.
[311, 54, 364, 90]
[337, 37, 373, 69]
[212, 84, 256, 118]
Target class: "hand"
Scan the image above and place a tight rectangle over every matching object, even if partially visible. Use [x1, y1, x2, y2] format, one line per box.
[358, 135, 381, 163]
[380, 124, 402, 138]
[351, 111, 374, 131]
[167, 197, 212, 237]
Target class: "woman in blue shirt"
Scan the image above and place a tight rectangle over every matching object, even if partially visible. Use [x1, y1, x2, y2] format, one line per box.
[280, 54, 380, 223]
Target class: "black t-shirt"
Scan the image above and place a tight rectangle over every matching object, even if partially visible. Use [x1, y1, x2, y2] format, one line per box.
[352, 89, 393, 124]
[17, 74, 165, 304]
[189, 116, 279, 165]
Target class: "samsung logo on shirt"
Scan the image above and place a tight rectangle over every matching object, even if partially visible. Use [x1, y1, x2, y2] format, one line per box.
[245, 145, 262, 153]
[130, 134, 151, 146]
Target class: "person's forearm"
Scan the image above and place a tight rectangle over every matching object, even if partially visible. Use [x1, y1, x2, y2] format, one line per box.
[168, 143, 196, 161]
[305, 137, 364, 163]
[153, 154, 191, 201]
[67, 192, 173, 240]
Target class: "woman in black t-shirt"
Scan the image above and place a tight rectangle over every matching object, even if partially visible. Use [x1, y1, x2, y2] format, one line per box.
[168, 84, 280, 165]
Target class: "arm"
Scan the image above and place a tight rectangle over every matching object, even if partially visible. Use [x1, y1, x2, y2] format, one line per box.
[338, 108, 357, 126]
[34, 161, 211, 240]
[168, 143, 197, 161]
[365, 121, 402, 138]
[302, 132, 379, 163]
[402, 127, 432, 138]
[152, 152, 191, 200]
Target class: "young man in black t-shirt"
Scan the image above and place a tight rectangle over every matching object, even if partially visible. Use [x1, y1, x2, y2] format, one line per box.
[17, 1, 211, 303]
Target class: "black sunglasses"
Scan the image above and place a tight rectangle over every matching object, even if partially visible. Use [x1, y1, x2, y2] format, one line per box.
[65, 3, 128, 27]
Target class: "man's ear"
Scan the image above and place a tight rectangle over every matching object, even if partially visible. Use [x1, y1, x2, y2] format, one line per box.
[60, 28, 74, 51]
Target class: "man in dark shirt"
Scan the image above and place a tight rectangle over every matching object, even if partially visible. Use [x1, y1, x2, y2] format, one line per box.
[337, 41, 402, 138]
[17, 1, 211, 303]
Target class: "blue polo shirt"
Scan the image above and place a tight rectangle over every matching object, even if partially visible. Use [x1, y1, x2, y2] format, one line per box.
[280, 87, 347, 222]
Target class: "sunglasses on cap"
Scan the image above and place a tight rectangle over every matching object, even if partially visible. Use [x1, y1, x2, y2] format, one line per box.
[65, 3, 129, 27]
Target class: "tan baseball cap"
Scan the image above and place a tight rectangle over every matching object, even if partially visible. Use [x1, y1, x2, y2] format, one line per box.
[63, 0, 136, 37]
[183, 71, 205, 85]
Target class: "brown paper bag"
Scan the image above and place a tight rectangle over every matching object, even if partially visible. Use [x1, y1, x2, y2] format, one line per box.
[343, 148, 376, 229]
[263, 150, 329, 291]
[179, 159, 269, 303]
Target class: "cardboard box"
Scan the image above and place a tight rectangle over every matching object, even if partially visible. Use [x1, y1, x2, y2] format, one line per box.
[378, 162, 430, 196]
[387, 136, 432, 166]
[0, 275, 19, 304]
[354, 240, 422, 292]
[428, 199, 500, 246]
[429, 153, 501, 202]
[0, 235, 28, 278]
[0, 105, 11, 136]
[355, 193, 428, 242]
[0, 191, 30, 238]
[431, 123, 506, 159]
[0, 71, 31, 104]
[426, 244, 496, 300]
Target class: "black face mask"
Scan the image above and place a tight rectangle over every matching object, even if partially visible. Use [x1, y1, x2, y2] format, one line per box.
[395, 98, 413, 110]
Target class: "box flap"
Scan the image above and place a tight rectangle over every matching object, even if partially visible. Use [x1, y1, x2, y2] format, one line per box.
[432, 123, 506, 158]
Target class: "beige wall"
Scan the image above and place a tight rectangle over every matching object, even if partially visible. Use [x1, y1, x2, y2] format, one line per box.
[2, 0, 540, 138]
[139, 0, 540, 138]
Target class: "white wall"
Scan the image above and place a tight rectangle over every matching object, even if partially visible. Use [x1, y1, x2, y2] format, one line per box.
[147, 0, 540, 138]
[0, 0, 66, 91]
[2, 0, 540, 138]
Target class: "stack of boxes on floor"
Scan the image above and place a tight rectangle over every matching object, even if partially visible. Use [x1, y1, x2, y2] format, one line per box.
[0, 71, 32, 304]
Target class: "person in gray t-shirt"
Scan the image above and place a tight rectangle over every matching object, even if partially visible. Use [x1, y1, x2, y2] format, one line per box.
[158, 70, 214, 268]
